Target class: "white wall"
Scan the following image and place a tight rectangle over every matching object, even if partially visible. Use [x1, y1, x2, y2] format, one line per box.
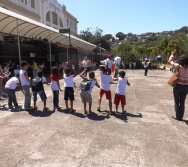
[0, 0, 78, 34]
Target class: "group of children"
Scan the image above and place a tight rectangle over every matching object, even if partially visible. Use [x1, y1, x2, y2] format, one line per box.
[4, 60, 130, 115]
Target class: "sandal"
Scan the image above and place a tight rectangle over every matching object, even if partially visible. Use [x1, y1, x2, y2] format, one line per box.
[97, 107, 101, 112]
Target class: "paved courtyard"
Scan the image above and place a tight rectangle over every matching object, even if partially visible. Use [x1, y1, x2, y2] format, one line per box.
[0, 69, 188, 167]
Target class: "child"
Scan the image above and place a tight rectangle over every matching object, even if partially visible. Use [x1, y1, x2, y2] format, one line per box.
[63, 67, 76, 112]
[19, 61, 31, 110]
[97, 66, 114, 114]
[80, 69, 100, 115]
[32, 72, 50, 110]
[5, 73, 24, 109]
[50, 66, 62, 111]
[113, 71, 130, 113]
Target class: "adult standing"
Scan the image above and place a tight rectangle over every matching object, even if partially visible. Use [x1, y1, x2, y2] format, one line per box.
[20, 61, 31, 110]
[142, 58, 150, 76]
[168, 51, 188, 121]
[100, 55, 114, 75]
[82, 57, 91, 77]
[133, 62, 136, 69]
[32, 60, 39, 78]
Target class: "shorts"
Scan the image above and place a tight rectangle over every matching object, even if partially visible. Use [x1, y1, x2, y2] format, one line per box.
[33, 90, 47, 102]
[64, 87, 74, 101]
[99, 89, 112, 100]
[80, 90, 92, 103]
[114, 94, 126, 105]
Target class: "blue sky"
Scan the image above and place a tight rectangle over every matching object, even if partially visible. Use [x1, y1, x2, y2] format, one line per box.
[59, 0, 188, 36]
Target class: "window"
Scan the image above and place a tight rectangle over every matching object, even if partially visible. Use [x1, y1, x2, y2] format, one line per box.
[59, 18, 63, 28]
[52, 12, 58, 25]
[46, 11, 50, 22]
[31, 0, 35, 8]
[19, 0, 27, 4]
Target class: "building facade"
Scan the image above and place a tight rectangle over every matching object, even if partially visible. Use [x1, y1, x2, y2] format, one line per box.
[0, 0, 78, 35]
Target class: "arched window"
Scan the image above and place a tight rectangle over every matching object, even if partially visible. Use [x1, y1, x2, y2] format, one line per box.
[59, 18, 63, 28]
[46, 11, 50, 22]
[52, 12, 58, 25]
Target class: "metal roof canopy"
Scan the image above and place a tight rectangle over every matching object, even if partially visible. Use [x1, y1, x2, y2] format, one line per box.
[0, 7, 96, 51]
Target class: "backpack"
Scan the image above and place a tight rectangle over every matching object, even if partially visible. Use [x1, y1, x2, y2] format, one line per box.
[31, 77, 43, 92]
[80, 79, 93, 91]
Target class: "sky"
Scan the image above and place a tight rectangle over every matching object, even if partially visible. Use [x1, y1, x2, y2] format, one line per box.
[59, 0, 188, 37]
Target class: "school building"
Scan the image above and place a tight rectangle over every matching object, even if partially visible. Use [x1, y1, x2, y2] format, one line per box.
[0, 0, 99, 69]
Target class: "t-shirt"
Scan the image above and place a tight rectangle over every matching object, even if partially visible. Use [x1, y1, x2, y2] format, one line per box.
[19, 69, 30, 86]
[143, 62, 150, 68]
[87, 80, 96, 94]
[115, 77, 127, 95]
[50, 74, 60, 91]
[14, 69, 20, 76]
[64, 75, 74, 87]
[114, 57, 121, 65]
[82, 60, 90, 68]
[4, 67, 9, 73]
[32, 62, 38, 70]
[41, 76, 47, 83]
[5, 77, 20, 89]
[100, 72, 113, 91]
[101, 59, 114, 68]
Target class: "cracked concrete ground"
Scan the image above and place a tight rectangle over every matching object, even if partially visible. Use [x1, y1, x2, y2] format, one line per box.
[0, 69, 188, 167]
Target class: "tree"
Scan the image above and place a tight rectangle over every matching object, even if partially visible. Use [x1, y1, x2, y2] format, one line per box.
[116, 32, 125, 41]
[169, 33, 188, 55]
[78, 27, 111, 51]
[102, 34, 113, 41]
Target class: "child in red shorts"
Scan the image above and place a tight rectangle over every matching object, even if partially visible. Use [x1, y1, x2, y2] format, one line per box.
[113, 71, 130, 113]
[97, 66, 113, 114]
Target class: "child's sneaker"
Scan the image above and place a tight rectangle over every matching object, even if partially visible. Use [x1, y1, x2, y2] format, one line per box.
[97, 107, 101, 112]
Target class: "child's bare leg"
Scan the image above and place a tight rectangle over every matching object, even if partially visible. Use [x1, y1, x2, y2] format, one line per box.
[65, 100, 69, 110]
[108, 99, 112, 112]
[98, 97, 102, 108]
[44, 100, 46, 108]
[70, 101, 73, 109]
[122, 104, 126, 112]
[34, 101, 36, 108]
[115, 104, 118, 111]
[84, 102, 87, 114]
[89, 102, 92, 113]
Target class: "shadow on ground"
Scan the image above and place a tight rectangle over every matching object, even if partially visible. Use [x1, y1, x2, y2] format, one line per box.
[114, 112, 143, 122]
[28, 109, 53, 117]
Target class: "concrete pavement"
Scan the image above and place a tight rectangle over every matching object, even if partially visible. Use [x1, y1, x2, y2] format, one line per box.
[0, 69, 188, 167]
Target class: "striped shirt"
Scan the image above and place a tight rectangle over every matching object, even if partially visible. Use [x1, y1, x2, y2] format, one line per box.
[168, 55, 188, 85]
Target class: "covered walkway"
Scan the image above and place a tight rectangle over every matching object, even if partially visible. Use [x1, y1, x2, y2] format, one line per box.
[0, 7, 96, 68]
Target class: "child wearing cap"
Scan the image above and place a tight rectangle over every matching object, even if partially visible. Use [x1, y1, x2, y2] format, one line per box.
[100, 55, 114, 75]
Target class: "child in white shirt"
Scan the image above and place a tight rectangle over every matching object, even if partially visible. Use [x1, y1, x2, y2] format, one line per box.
[97, 66, 113, 114]
[19, 61, 31, 110]
[63, 67, 76, 112]
[5, 73, 24, 109]
[113, 71, 130, 113]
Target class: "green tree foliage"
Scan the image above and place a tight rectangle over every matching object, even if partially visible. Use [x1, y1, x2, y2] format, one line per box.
[78, 27, 112, 51]
[116, 32, 125, 41]
[116, 43, 138, 62]
[169, 33, 188, 55]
